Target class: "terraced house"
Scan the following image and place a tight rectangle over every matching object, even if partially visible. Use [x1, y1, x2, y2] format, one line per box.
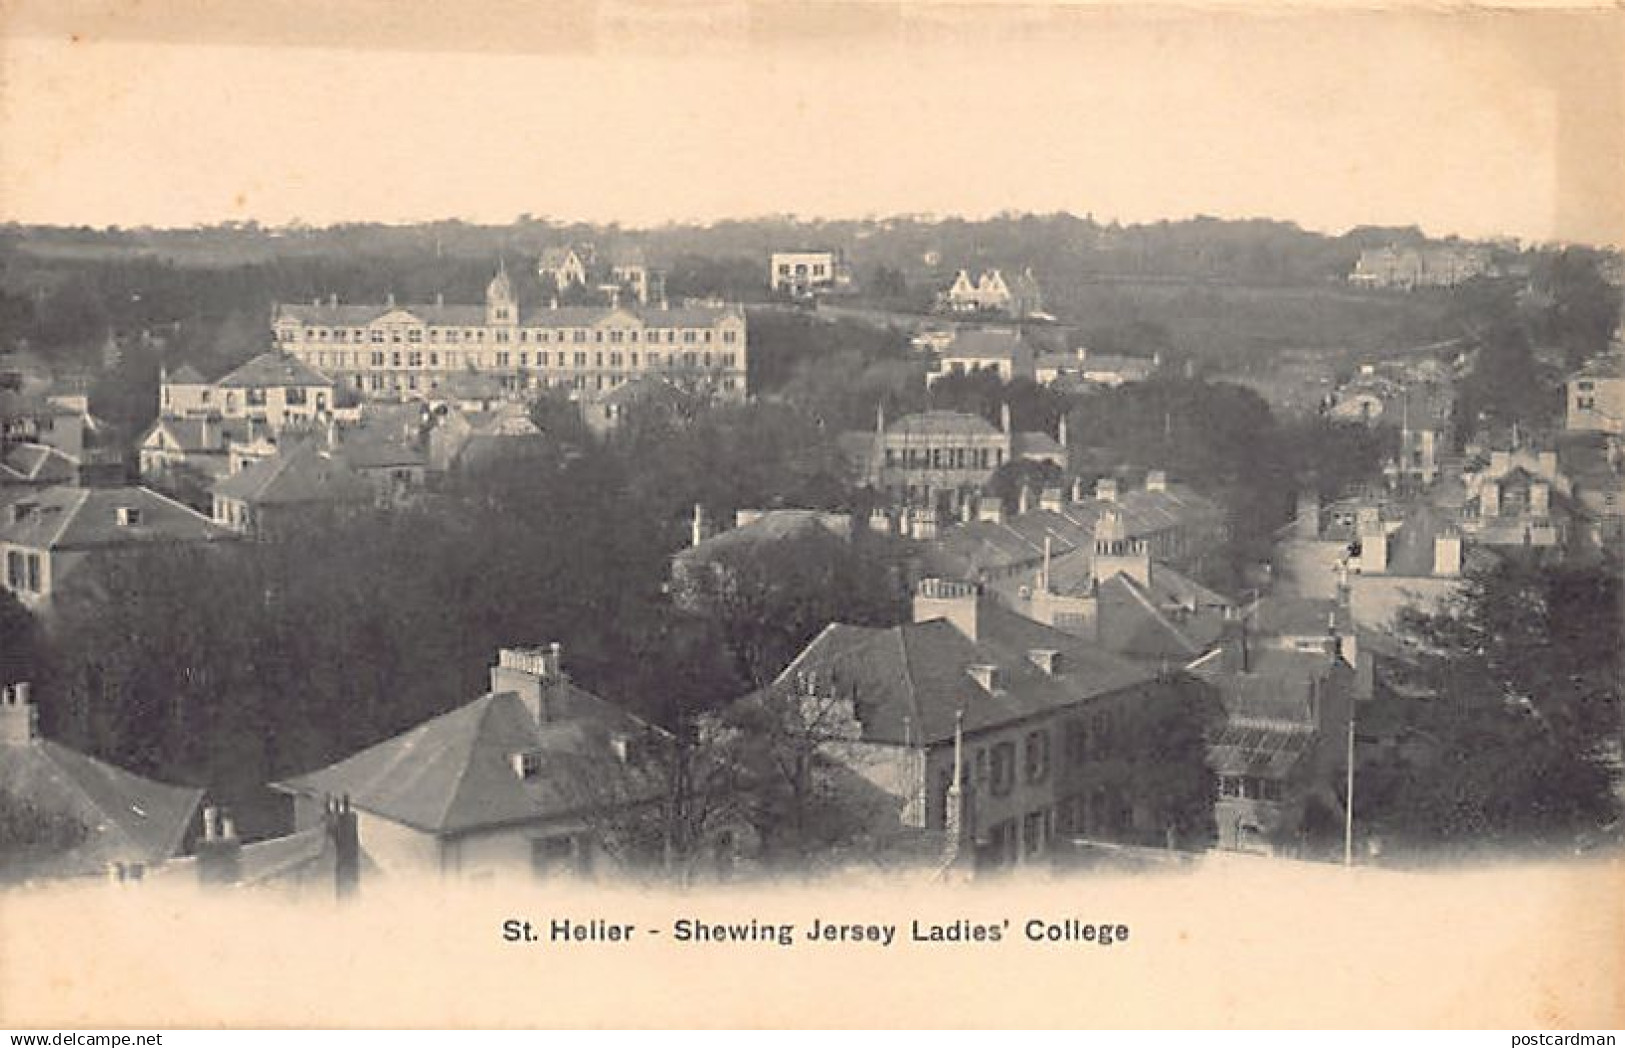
[272, 263, 748, 401]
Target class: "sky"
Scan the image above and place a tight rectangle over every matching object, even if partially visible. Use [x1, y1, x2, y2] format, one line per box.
[1, 1, 1621, 245]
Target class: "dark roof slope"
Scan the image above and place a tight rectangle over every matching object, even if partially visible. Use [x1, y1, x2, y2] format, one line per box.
[276, 690, 664, 836]
[0, 738, 202, 880]
[774, 602, 1160, 747]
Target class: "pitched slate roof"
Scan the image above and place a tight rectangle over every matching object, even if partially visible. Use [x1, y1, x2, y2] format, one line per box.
[1, 442, 78, 485]
[0, 485, 221, 550]
[0, 736, 203, 880]
[165, 364, 207, 384]
[211, 443, 373, 506]
[940, 329, 1027, 360]
[677, 510, 851, 565]
[1011, 431, 1064, 458]
[276, 301, 740, 330]
[1094, 570, 1232, 659]
[887, 410, 1002, 439]
[0, 390, 80, 420]
[141, 417, 255, 454]
[774, 601, 1161, 747]
[215, 352, 333, 389]
[276, 690, 664, 835]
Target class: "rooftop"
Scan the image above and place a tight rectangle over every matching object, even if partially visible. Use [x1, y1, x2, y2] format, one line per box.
[211, 442, 374, 506]
[276, 688, 663, 836]
[215, 352, 334, 390]
[0, 730, 203, 881]
[0, 485, 222, 551]
[773, 600, 1162, 748]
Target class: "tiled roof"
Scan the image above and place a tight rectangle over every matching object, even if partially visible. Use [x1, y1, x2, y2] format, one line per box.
[774, 602, 1161, 747]
[940, 329, 1026, 360]
[1079, 354, 1155, 376]
[0, 485, 221, 550]
[1252, 594, 1350, 638]
[277, 690, 664, 835]
[678, 510, 850, 564]
[165, 365, 208, 384]
[211, 443, 373, 506]
[0, 736, 202, 880]
[1094, 571, 1232, 659]
[886, 410, 1001, 439]
[215, 352, 333, 389]
[143, 417, 256, 454]
[1, 442, 78, 484]
[1570, 352, 1623, 381]
[276, 301, 740, 329]
[1011, 431, 1064, 458]
[1202, 650, 1343, 726]
[0, 390, 79, 420]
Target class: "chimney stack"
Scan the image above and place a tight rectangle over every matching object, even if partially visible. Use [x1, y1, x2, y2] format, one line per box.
[492, 645, 568, 725]
[326, 795, 360, 900]
[1018, 485, 1033, 516]
[690, 503, 709, 547]
[195, 806, 242, 888]
[913, 577, 984, 642]
[1070, 476, 1086, 504]
[1358, 518, 1388, 575]
[1433, 527, 1462, 577]
[1, 682, 39, 745]
[1000, 403, 1011, 435]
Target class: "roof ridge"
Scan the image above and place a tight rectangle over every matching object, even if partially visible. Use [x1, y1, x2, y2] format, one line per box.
[432, 692, 512, 832]
[893, 625, 926, 746]
[44, 487, 92, 549]
[34, 741, 145, 858]
[1113, 571, 1199, 654]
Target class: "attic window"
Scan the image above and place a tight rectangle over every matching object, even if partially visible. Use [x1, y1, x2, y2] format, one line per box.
[511, 751, 542, 779]
[116, 506, 141, 527]
[967, 664, 1001, 693]
[1027, 649, 1062, 676]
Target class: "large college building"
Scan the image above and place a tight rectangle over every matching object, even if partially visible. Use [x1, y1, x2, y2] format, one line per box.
[272, 265, 748, 401]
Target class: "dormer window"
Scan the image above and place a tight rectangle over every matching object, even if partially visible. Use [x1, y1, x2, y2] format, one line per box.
[116, 506, 141, 527]
[511, 751, 542, 779]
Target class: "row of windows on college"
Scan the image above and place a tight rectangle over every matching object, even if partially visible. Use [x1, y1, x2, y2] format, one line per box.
[281, 326, 738, 347]
[936, 713, 1129, 802]
[354, 372, 740, 395]
[302, 349, 739, 373]
[166, 387, 324, 409]
[884, 446, 1005, 470]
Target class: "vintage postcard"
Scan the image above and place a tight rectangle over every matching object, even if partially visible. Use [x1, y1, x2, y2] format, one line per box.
[0, 0, 1621, 1031]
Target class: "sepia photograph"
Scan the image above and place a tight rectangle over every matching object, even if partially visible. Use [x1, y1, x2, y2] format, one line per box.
[0, 0, 1622, 1032]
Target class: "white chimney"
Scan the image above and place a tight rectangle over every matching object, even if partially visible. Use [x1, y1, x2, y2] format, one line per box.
[492, 644, 567, 724]
[1, 682, 39, 745]
[913, 577, 984, 642]
[1359, 519, 1388, 575]
[1433, 528, 1462, 577]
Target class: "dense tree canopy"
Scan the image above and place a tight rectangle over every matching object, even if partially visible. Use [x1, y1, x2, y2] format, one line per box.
[1359, 558, 1623, 850]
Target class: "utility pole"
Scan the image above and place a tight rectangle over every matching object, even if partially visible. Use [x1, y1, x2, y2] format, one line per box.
[1344, 700, 1356, 867]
